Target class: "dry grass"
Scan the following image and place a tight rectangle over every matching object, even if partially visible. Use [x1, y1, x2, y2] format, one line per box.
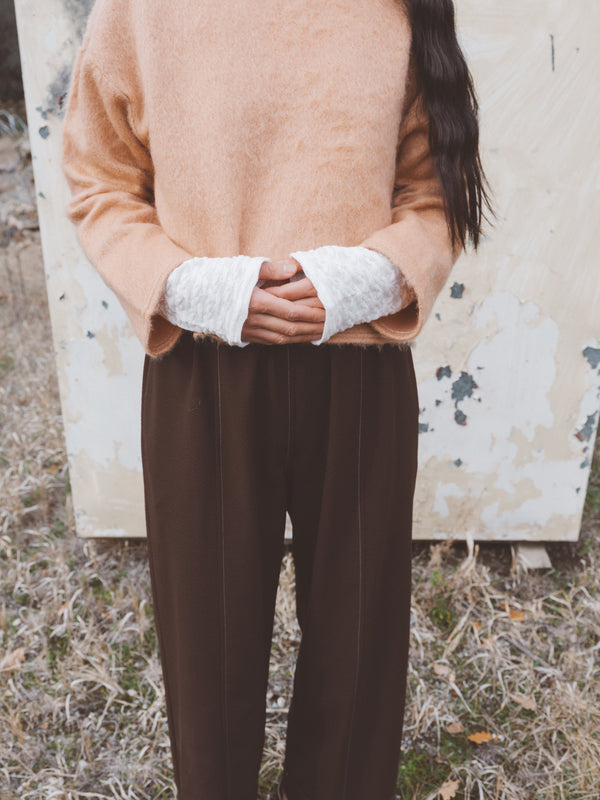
[1, 117, 599, 800]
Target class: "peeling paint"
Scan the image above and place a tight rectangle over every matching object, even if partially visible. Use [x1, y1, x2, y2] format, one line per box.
[450, 282, 464, 299]
[451, 371, 478, 404]
[583, 346, 600, 371]
[35, 0, 95, 117]
[412, 289, 586, 537]
[63, 0, 95, 40]
[455, 409, 467, 426]
[436, 365, 452, 380]
[575, 411, 598, 443]
[46, 64, 71, 116]
[450, 371, 478, 425]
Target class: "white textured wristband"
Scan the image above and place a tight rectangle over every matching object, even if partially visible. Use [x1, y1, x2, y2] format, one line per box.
[160, 255, 268, 346]
[289, 245, 414, 344]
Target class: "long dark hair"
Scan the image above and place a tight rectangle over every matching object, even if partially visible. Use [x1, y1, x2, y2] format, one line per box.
[403, 0, 496, 252]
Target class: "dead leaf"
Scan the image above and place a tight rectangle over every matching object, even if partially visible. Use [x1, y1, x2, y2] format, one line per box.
[433, 663, 451, 676]
[0, 646, 26, 672]
[446, 721, 464, 735]
[467, 731, 497, 744]
[512, 693, 536, 711]
[500, 602, 525, 622]
[439, 779, 460, 799]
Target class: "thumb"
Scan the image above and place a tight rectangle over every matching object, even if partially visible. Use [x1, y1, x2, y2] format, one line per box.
[258, 258, 298, 282]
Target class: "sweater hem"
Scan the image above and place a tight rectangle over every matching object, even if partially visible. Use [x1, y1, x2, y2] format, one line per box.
[190, 322, 414, 349]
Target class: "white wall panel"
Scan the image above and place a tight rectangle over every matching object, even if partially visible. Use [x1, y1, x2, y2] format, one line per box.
[14, 0, 599, 540]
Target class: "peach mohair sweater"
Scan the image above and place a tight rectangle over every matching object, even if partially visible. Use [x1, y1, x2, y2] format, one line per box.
[61, 0, 462, 358]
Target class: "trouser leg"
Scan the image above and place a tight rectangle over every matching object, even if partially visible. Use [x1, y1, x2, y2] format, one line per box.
[141, 331, 289, 800]
[281, 343, 419, 800]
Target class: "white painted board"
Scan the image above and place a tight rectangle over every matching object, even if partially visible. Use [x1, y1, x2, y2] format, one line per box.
[13, 0, 600, 540]
[14, 0, 145, 538]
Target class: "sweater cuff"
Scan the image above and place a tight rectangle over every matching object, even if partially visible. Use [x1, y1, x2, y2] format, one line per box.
[160, 255, 268, 346]
[289, 245, 415, 345]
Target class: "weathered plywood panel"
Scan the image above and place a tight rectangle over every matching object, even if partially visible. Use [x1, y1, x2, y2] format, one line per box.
[410, 1, 600, 540]
[13, 0, 599, 540]
[14, 0, 146, 537]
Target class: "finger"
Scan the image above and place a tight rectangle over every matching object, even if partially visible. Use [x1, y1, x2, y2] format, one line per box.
[263, 277, 319, 301]
[249, 287, 326, 323]
[257, 277, 291, 290]
[264, 293, 325, 310]
[258, 258, 298, 282]
[291, 296, 325, 309]
[245, 312, 325, 337]
[241, 328, 324, 345]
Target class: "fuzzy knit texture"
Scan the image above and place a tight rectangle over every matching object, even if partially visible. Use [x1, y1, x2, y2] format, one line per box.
[61, 0, 462, 358]
[161, 246, 415, 347]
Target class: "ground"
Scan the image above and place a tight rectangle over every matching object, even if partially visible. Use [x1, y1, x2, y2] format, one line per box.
[0, 102, 599, 800]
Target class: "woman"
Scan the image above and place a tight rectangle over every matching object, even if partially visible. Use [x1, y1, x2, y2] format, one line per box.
[61, 1, 494, 798]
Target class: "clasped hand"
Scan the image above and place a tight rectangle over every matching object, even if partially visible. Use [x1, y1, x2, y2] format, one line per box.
[241, 257, 326, 345]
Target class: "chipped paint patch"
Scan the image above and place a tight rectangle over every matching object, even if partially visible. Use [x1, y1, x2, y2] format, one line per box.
[46, 64, 72, 116]
[575, 411, 598, 443]
[583, 346, 600, 371]
[62, 0, 95, 40]
[451, 372, 478, 403]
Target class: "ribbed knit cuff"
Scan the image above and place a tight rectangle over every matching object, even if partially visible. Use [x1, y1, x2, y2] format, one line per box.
[160, 255, 268, 346]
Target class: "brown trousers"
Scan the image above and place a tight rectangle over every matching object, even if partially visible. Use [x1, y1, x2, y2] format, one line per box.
[140, 330, 419, 800]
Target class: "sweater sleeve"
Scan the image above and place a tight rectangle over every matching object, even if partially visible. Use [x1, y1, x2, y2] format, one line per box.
[159, 255, 268, 346]
[61, 47, 194, 357]
[289, 245, 416, 345]
[357, 61, 463, 342]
